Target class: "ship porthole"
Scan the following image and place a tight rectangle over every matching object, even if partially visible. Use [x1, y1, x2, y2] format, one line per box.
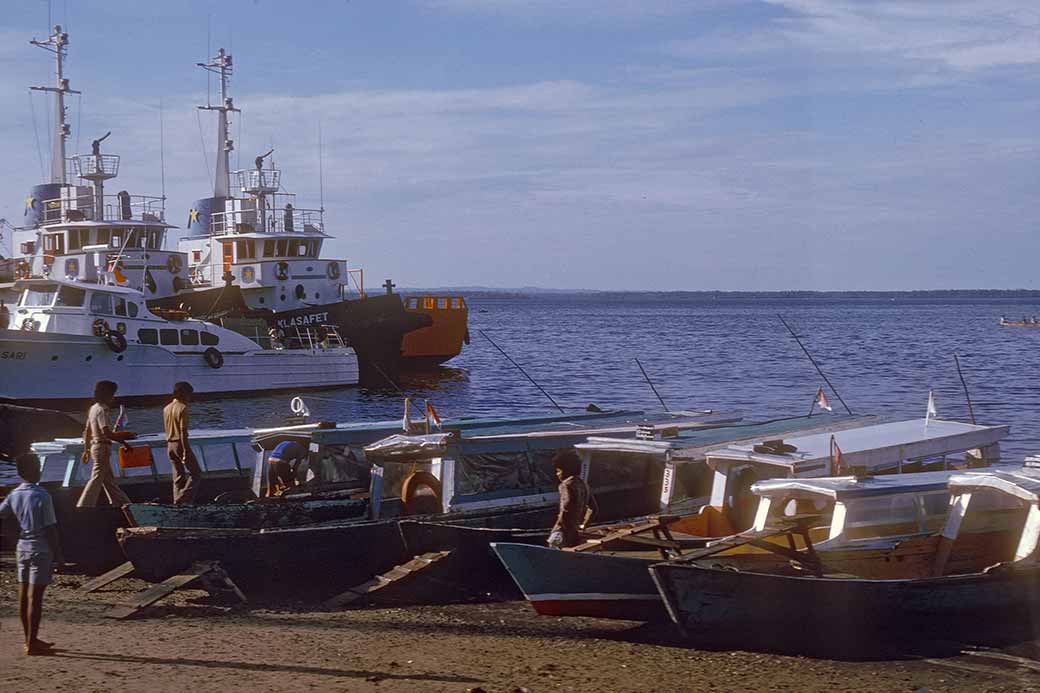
[50, 355, 58, 361]
[85, 355, 92, 362]
[117, 355, 124, 362]
[258, 297, 265, 304]
[314, 292, 320, 300]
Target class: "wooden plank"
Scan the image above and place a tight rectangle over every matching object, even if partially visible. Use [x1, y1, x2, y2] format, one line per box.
[322, 552, 454, 609]
[104, 562, 216, 620]
[78, 561, 135, 594]
[961, 650, 1040, 673]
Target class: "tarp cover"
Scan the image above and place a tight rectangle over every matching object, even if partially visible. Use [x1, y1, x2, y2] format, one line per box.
[363, 433, 453, 462]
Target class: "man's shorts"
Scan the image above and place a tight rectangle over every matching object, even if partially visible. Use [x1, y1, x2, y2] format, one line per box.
[15, 550, 53, 586]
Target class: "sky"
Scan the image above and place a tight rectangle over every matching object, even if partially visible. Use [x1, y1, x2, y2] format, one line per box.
[0, 0, 1038, 290]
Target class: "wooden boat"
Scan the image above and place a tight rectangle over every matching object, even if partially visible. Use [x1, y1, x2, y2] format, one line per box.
[493, 419, 1009, 621]
[400, 295, 468, 368]
[998, 317, 1040, 327]
[649, 467, 1040, 646]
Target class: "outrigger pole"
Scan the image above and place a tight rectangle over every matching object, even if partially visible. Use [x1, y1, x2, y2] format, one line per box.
[479, 330, 565, 413]
[634, 358, 669, 412]
[777, 314, 853, 416]
[953, 354, 977, 425]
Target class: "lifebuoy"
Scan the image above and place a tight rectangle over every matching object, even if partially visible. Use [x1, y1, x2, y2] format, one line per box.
[275, 262, 290, 281]
[204, 346, 224, 369]
[401, 471, 442, 516]
[167, 255, 183, 274]
[326, 262, 340, 280]
[15, 261, 31, 279]
[103, 330, 127, 353]
[92, 318, 110, 337]
[20, 318, 40, 331]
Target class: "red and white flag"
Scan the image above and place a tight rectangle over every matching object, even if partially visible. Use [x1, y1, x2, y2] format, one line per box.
[402, 397, 412, 432]
[425, 401, 442, 429]
[829, 434, 843, 476]
[814, 387, 832, 413]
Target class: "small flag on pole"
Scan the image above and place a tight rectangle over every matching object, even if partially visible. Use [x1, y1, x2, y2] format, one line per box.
[829, 434, 843, 476]
[425, 401, 442, 429]
[814, 387, 832, 413]
[402, 397, 411, 433]
[925, 389, 938, 426]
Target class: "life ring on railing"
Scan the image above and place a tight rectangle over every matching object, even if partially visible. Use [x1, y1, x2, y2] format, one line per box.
[14, 261, 31, 280]
[92, 318, 110, 337]
[275, 262, 290, 281]
[326, 262, 340, 280]
[103, 329, 127, 354]
[401, 471, 442, 516]
[204, 346, 224, 369]
[167, 255, 183, 274]
[20, 317, 40, 331]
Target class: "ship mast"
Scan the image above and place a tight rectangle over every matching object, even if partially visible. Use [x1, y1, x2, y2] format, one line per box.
[30, 25, 80, 185]
[197, 48, 238, 199]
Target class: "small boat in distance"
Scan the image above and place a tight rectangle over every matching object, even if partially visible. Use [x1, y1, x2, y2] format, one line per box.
[998, 315, 1040, 327]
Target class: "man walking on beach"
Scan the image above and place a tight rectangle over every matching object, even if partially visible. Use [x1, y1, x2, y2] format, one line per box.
[1, 453, 64, 655]
[164, 381, 201, 505]
[548, 449, 597, 548]
[77, 380, 133, 508]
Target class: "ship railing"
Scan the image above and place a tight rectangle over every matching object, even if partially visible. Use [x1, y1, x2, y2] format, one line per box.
[70, 153, 121, 179]
[39, 192, 166, 224]
[347, 268, 365, 299]
[210, 202, 324, 236]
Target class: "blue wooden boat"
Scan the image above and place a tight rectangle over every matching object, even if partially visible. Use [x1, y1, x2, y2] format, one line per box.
[650, 467, 1040, 647]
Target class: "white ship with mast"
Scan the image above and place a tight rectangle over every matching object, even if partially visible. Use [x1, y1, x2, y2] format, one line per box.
[0, 26, 359, 405]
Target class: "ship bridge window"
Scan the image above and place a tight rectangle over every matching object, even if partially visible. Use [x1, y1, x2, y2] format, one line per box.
[200, 332, 219, 346]
[89, 292, 114, 315]
[22, 287, 58, 307]
[180, 329, 199, 346]
[437, 298, 449, 309]
[128, 302, 139, 318]
[125, 229, 144, 249]
[160, 329, 178, 346]
[56, 285, 86, 307]
[146, 229, 163, 249]
[68, 229, 90, 251]
[109, 232, 123, 249]
[44, 234, 66, 256]
[236, 239, 256, 260]
[295, 242, 309, 257]
[96, 228, 111, 245]
[263, 240, 275, 257]
[276, 239, 289, 257]
[309, 240, 321, 258]
[114, 297, 128, 317]
[138, 328, 158, 345]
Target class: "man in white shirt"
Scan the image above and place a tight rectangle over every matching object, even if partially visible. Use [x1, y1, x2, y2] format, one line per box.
[1, 454, 64, 655]
[77, 380, 134, 508]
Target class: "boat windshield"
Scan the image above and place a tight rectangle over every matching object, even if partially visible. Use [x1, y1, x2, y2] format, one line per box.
[21, 286, 58, 307]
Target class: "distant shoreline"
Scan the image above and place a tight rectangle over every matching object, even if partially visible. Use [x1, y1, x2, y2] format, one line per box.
[400, 288, 1040, 301]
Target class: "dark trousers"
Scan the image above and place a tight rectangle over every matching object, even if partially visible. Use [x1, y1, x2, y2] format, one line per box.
[168, 441, 202, 505]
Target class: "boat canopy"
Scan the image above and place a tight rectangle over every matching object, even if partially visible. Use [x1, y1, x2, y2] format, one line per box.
[751, 468, 967, 503]
[948, 467, 1040, 505]
[363, 433, 455, 462]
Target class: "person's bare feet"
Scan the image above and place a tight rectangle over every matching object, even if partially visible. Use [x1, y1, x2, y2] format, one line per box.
[25, 640, 54, 656]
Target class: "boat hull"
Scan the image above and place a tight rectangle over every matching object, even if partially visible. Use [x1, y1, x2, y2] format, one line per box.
[650, 561, 1040, 645]
[0, 330, 358, 405]
[493, 542, 667, 621]
[125, 495, 369, 529]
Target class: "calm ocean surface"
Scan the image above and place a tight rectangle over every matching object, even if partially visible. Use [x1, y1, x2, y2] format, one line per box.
[124, 294, 1040, 463]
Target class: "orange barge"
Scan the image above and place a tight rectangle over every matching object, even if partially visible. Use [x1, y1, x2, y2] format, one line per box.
[401, 296, 469, 368]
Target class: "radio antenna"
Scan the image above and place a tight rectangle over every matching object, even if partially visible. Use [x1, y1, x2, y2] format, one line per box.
[318, 120, 325, 212]
[158, 97, 166, 205]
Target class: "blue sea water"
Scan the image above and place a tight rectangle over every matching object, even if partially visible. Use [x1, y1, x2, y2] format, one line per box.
[123, 294, 1040, 463]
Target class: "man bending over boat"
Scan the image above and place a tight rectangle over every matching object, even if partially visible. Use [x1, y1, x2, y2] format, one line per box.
[548, 449, 598, 548]
[2, 453, 64, 655]
[266, 440, 308, 497]
[164, 382, 201, 505]
[77, 380, 135, 508]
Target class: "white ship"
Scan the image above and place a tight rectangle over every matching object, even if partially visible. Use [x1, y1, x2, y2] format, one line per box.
[0, 276, 358, 405]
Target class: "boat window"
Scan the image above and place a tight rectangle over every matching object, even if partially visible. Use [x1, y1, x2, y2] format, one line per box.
[138, 328, 158, 345]
[296, 242, 309, 257]
[236, 239, 255, 260]
[127, 302, 139, 318]
[96, 228, 111, 245]
[44, 234, 66, 255]
[437, 298, 449, 309]
[56, 285, 86, 307]
[180, 329, 199, 346]
[114, 297, 128, 317]
[146, 229, 162, 249]
[842, 494, 920, 533]
[451, 298, 463, 309]
[202, 444, 238, 471]
[276, 239, 289, 257]
[263, 240, 275, 257]
[125, 229, 143, 249]
[309, 240, 321, 258]
[68, 228, 89, 251]
[90, 292, 114, 315]
[109, 232, 123, 249]
[200, 332, 219, 346]
[22, 287, 58, 307]
[160, 329, 178, 346]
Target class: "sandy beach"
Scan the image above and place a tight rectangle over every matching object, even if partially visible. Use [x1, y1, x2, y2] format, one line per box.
[2, 558, 1037, 693]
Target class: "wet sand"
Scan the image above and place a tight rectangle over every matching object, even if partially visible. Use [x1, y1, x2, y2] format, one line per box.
[1, 563, 1038, 692]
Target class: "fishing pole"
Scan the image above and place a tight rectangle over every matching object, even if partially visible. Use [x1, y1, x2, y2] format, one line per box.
[478, 330, 565, 413]
[777, 314, 853, 416]
[953, 354, 976, 425]
[634, 358, 669, 412]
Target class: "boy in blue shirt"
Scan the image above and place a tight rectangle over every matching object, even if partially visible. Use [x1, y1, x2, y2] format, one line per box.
[1, 453, 64, 655]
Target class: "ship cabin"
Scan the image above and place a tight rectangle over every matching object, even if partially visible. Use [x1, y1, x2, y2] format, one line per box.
[180, 167, 352, 311]
[15, 150, 186, 298]
[10, 277, 257, 354]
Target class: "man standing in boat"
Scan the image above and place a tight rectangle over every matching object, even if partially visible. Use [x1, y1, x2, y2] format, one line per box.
[77, 381, 134, 508]
[548, 449, 597, 548]
[164, 382, 202, 505]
